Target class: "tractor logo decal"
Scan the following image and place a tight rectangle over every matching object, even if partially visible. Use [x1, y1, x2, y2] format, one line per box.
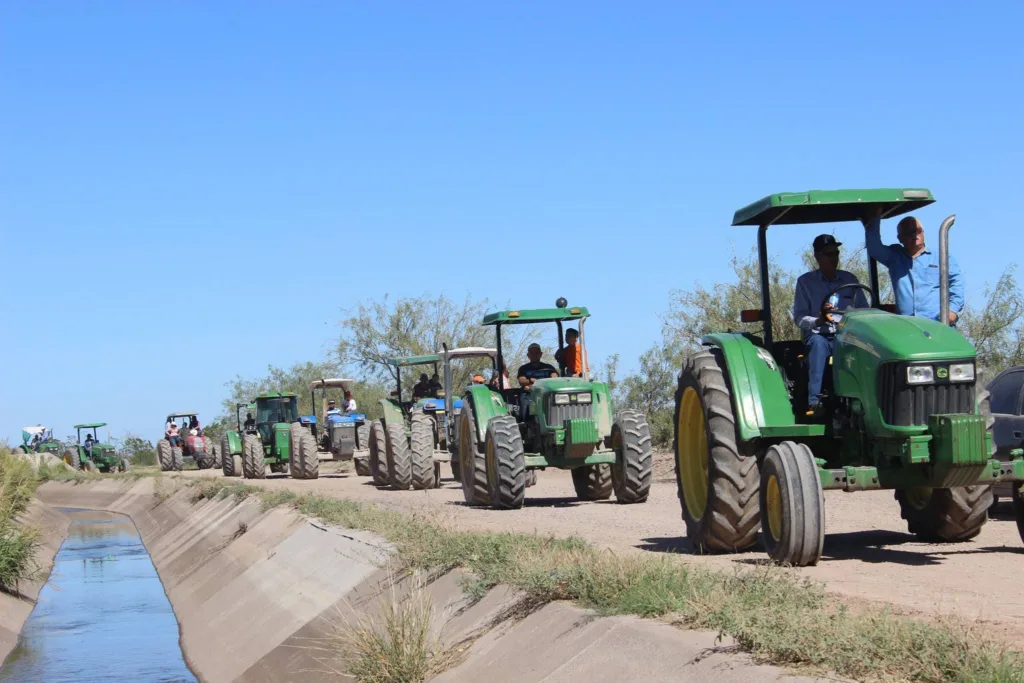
[936, 367, 949, 379]
[756, 347, 776, 371]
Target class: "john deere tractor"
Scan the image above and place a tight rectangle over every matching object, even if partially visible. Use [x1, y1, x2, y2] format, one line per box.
[456, 299, 654, 509]
[222, 393, 318, 480]
[674, 188, 1024, 567]
[220, 402, 253, 478]
[301, 378, 370, 468]
[366, 355, 453, 490]
[19, 426, 61, 456]
[64, 422, 126, 473]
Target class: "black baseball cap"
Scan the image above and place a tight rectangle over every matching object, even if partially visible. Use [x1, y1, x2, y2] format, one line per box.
[812, 234, 842, 252]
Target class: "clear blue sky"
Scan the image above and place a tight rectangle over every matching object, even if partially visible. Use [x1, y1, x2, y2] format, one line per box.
[2, 2, 1021, 445]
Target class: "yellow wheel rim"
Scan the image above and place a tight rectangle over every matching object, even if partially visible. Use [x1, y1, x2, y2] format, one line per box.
[677, 387, 709, 521]
[905, 486, 933, 511]
[766, 474, 783, 542]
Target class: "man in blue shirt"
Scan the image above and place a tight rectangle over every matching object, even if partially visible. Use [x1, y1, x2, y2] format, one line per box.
[793, 234, 868, 415]
[863, 210, 963, 325]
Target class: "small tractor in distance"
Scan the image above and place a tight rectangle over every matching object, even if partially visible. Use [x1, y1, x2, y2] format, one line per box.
[301, 378, 370, 467]
[223, 392, 318, 480]
[220, 403, 253, 478]
[156, 412, 219, 471]
[366, 355, 452, 490]
[674, 188, 1024, 567]
[64, 422, 126, 473]
[19, 426, 62, 456]
[456, 299, 654, 509]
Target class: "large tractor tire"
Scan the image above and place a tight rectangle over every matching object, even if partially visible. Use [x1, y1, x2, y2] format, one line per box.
[290, 423, 319, 480]
[119, 457, 132, 473]
[759, 442, 825, 566]
[221, 435, 239, 477]
[171, 447, 184, 472]
[354, 455, 371, 477]
[895, 486, 992, 542]
[385, 422, 412, 491]
[1012, 484, 1024, 545]
[571, 465, 613, 501]
[242, 433, 266, 479]
[674, 348, 760, 553]
[157, 439, 173, 472]
[368, 420, 389, 487]
[64, 448, 81, 471]
[410, 413, 435, 490]
[458, 399, 489, 505]
[485, 415, 526, 509]
[356, 422, 370, 451]
[85, 460, 98, 473]
[196, 436, 217, 470]
[450, 450, 461, 483]
[612, 410, 654, 504]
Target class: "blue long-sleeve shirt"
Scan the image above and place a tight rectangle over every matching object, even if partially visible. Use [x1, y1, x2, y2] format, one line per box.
[864, 217, 964, 322]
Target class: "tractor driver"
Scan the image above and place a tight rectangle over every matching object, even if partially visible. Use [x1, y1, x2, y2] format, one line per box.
[412, 373, 432, 400]
[243, 412, 256, 432]
[516, 343, 558, 418]
[326, 399, 342, 417]
[83, 433, 96, 457]
[793, 234, 868, 416]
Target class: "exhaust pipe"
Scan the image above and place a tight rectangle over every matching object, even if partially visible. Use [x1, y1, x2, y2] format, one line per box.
[938, 214, 956, 326]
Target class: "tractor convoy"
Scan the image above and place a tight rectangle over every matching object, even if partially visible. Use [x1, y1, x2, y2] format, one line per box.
[29, 188, 1024, 566]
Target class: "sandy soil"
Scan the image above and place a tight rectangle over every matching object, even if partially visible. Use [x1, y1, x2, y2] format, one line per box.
[181, 450, 1024, 645]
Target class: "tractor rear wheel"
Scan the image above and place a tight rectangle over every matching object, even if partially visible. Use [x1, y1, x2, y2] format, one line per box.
[368, 420, 389, 487]
[157, 439, 172, 472]
[290, 423, 319, 480]
[674, 348, 760, 553]
[434, 461, 442, 488]
[196, 436, 217, 469]
[485, 415, 526, 509]
[1012, 484, 1024, 545]
[458, 399, 489, 505]
[221, 435, 238, 477]
[242, 433, 266, 479]
[612, 410, 653, 504]
[354, 455, 371, 477]
[64, 448, 80, 470]
[356, 422, 370, 451]
[85, 460, 97, 473]
[895, 486, 992, 542]
[759, 441, 824, 566]
[385, 422, 412, 490]
[450, 452, 461, 482]
[410, 413, 435, 490]
[171, 447, 184, 472]
[571, 465, 612, 501]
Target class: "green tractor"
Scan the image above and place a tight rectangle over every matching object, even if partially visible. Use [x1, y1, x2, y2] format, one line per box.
[220, 402, 253, 478]
[222, 393, 318, 480]
[366, 355, 450, 490]
[64, 422, 127, 473]
[19, 426, 62, 456]
[674, 188, 1024, 567]
[456, 299, 654, 509]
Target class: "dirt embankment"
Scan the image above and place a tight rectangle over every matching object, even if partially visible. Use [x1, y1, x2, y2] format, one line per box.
[29, 478, 822, 682]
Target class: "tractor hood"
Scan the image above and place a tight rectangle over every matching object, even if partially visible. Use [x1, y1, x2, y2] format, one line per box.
[837, 309, 976, 362]
[531, 377, 594, 395]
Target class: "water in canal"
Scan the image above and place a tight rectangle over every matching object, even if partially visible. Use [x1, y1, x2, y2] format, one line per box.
[0, 508, 197, 682]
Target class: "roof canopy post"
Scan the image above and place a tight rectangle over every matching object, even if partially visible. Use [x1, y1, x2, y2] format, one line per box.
[757, 223, 773, 347]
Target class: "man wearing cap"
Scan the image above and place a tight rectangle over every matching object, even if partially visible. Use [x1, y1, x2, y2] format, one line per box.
[326, 399, 342, 417]
[862, 209, 963, 325]
[793, 234, 868, 415]
[412, 373, 432, 400]
[516, 343, 558, 417]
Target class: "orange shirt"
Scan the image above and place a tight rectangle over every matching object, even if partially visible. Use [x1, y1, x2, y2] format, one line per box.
[564, 343, 588, 376]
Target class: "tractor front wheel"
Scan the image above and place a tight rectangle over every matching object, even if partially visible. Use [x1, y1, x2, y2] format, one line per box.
[386, 422, 412, 490]
[242, 433, 266, 479]
[221, 435, 239, 477]
[157, 439, 172, 472]
[459, 400, 489, 505]
[356, 422, 370, 452]
[759, 442, 825, 566]
[895, 486, 992, 542]
[85, 460, 98, 473]
[368, 421, 389, 487]
[410, 413, 435, 490]
[64, 449, 81, 471]
[196, 436, 217, 470]
[571, 465, 612, 501]
[612, 410, 653, 504]
[290, 423, 319, 480]
[674, 349, 760, 553]
[354, 455, 371, 477]
[485, 415, 526, 509]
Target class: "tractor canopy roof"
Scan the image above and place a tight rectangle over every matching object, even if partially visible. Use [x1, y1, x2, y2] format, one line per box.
[385, 354, 441, 367]
[308, 378, 355, 391]
[21, 426, 49, 435]
[483, 306, 590, 325]
[255, 392, 297, 399]
[166, 412, 198, 419]
[74, 422, 107, 429]
[732, 188, 935, 227]
[441, 346, 497, 360]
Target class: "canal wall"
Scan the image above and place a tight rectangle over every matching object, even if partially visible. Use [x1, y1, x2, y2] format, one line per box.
[0, 499, 71, 663]
[31, 478, 821, 683]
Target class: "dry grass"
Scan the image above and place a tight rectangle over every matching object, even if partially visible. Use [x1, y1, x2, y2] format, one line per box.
[0, 444, 42, 593]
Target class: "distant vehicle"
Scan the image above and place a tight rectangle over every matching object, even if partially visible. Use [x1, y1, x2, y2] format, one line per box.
[986, 366, 1024, 505]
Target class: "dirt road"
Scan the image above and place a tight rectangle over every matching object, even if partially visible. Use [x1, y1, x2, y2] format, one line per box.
[181, 453, 1024, 644]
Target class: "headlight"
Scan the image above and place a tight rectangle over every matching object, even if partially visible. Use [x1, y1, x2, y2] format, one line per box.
[906, 365, 934, 385]
[554, 393, 570, 405]
[576, 393, 592, 404]
[948, 363, 975, 383]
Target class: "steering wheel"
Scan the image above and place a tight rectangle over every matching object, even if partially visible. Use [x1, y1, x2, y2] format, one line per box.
[819, 283, 876, 315]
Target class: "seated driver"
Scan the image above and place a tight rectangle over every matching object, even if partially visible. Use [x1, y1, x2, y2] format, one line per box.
[516, 343, 558, 417]
[793, 234, 868, 415]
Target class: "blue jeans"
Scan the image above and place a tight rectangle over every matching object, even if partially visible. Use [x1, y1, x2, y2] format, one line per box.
[169, 436, 181, 447]
[806, 334, 834, 407]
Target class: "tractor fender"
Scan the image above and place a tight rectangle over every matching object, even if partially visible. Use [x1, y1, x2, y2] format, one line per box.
[590, 381, 614, 438]
[464, 385, 509, 445]
[226, 430, 243, 456]
[700, 333, 796, 441]
[377, 398, 406, 431]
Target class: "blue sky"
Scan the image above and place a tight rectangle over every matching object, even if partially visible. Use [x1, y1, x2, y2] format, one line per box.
[2, 2, 1022, 445]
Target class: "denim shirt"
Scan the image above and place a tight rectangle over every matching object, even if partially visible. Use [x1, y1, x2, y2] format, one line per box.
[864, 217, 964, 321]
[793, 269, 867, 338]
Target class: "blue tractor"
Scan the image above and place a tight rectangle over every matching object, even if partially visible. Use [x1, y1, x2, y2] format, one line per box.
[302, 379, 370, 471]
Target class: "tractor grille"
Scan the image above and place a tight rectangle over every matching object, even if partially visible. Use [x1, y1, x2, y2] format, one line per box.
[877, 363, 975, 426]
[546, 401, 593, 427]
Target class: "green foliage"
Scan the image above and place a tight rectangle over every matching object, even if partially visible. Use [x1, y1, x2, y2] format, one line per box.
[958, 265, 1024, 379]
[0, 444, 41, 594]
[120, 432, 156, 467]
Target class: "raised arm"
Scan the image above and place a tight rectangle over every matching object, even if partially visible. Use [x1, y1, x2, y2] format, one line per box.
[863, 216, 898, 268]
